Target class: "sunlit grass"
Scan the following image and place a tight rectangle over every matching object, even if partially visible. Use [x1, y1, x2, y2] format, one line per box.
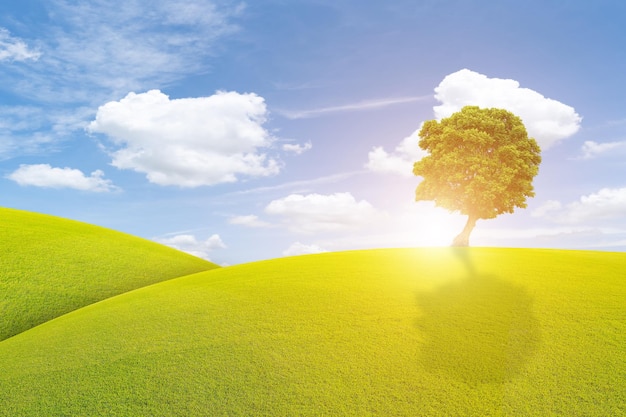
[0, 247, 623, 416]
[0, 207, 217, 341]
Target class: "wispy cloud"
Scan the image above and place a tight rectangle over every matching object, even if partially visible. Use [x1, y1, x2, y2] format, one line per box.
[0, 28, 41, 62]
[473, 225, 626, 251]
[0, 1, 244, 158]
[275, 95, 430, 119]
[603, 118, 626, 127]
[271, 80, 324, 91]
[11, 0, 242, 104]
[0, 105, 92, 159]
[231, 170, 366, 195]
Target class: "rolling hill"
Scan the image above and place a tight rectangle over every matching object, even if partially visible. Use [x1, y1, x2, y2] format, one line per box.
[0, 244, 624, 416]
[0, 207, 218, 341]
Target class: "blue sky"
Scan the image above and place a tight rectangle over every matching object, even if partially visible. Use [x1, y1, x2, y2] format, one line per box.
[1, 0, 625, 265]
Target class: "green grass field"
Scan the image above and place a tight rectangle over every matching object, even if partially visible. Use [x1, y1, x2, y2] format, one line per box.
[0, 207, 218, 341]
[0, 231, 624, 416]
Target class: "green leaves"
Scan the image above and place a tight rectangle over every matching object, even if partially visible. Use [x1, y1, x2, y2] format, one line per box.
[414, 106, 541, 221]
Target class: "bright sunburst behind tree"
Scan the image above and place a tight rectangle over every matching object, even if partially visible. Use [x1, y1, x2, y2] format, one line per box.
[413, 106, 542, 246]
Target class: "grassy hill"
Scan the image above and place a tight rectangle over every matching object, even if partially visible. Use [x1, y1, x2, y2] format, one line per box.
[0, 207, 218, 341]
[0, 247, 623, 416]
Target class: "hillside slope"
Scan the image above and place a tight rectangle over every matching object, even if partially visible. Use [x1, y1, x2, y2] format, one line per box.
[0, 248, 623, 416]
[0, 207, 218, 341]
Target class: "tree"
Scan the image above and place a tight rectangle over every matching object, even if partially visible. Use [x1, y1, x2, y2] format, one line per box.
[413, 106, 541, 246]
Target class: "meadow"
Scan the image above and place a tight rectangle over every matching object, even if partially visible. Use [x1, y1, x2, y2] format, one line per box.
[0, 219, 624, 417]
[0, 207, 217, 341]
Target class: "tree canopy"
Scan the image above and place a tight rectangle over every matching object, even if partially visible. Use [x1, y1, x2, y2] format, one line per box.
[413, 106, 541, 246]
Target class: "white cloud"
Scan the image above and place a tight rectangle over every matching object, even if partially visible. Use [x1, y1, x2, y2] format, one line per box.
[154, 233, 226, 260]
[564, 187, 626, 223]
[0, 106, 93, 158]
[282, 141, 312, 155]
[88, 90, 280, 187]
[474, 225, 601, 240]
[0, 28, 41, 62]
[433, 69, 582, 149]
[293, 201, 466, 251]
[580, 140, 625, 159]
[471, 225, 626, 251]
[265, 192, 380, 234]
[231, 171, 364, 196]
[9, 0, 241, 103]
[365, 69, 580, 177]
[7, 164, 118, 192]
[0, 1, 243, 158]
[531, 200, 563, 218]
[533, 187, 626, 224]
[366, 129, 428, 176]
[228, 215, 272, 228]
[276, 95, 429, 119]
[282, 242, 328, 257]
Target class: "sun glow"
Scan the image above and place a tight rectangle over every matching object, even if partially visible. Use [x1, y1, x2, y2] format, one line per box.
[407, 203, 466, 247]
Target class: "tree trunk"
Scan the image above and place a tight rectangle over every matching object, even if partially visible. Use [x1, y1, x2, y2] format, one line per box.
[451, 214, 478, 247]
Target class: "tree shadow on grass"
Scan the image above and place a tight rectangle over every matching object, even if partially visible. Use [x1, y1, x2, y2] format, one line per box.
[416, 249, 541, 384]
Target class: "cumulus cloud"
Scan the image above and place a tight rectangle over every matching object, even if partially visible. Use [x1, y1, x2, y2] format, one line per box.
[282, 242, 328, 257]
[0, 1, 243, 157]
[533, 187, 626, 223]
[282, 141, 312, 155]
[0, 28, 41, 62]
[433, 69, 582, 149]
[265, 192, 380, 234]
[366, 129, 428, 176]
[580, 140, 625, 159]
[155, 233, 226, 260]
[366, 68, 580, 177]
[88, 90, 280, 187]
[7, 164, 118, 192]
[228, 215, 272, 228]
